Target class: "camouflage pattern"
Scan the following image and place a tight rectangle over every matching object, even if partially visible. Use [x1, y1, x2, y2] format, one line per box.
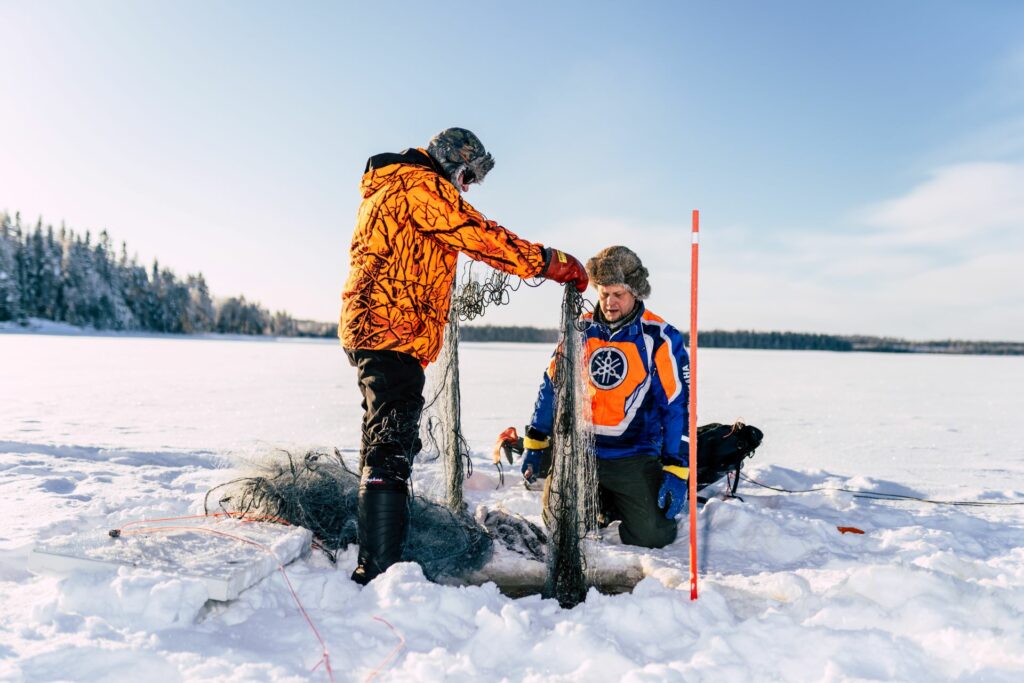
[426, 127, 495, 188]
[340, 155, 545, 363]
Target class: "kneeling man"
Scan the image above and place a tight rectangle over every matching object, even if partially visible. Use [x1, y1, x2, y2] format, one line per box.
[521, 246, 691, 548]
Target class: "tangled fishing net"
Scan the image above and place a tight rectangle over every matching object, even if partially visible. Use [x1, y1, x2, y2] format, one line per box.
[421, 264, 536, 510]
[543, 286, 600, 607]
[205, 448, 493, 581]
[204, 266, 597, 598]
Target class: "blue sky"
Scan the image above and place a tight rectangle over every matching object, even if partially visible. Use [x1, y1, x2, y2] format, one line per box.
[2, 1, 1023, 340]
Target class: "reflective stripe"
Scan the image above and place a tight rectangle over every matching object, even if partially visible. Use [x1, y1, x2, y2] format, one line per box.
[523, 435, 550, 449]
[642, 311, 682, 404]
[654, 332, 681, 403]
[663, 465, 689, 480]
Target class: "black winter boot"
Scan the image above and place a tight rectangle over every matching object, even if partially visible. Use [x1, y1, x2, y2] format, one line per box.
[351, 480, 409, 585]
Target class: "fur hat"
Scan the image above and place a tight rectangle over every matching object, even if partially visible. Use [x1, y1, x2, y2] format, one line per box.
[585, 246, 651, 299]
[426, 127, 495, 192]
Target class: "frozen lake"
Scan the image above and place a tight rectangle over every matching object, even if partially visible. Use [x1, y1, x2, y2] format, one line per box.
[3, 333, 1022, 494]
[2, 331, 1023, 682]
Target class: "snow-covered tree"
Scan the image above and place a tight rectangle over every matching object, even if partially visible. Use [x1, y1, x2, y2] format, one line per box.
[26, 223, 64, 320]
[0, 212, 22, 321]
[270, 310, 297, 337]
[186, 273, 215, 333]
[215, 295, 269, 335]
[2, 209, 308, 336]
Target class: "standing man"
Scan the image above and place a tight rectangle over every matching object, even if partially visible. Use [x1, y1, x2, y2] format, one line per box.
[340, 127, 588, 584]
[519, 246, 690, 548]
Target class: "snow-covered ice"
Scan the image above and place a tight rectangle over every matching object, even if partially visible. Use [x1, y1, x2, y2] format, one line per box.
[1, 332, 1023, 682]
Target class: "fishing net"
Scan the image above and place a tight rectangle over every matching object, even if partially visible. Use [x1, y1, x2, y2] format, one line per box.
[423, 312, 470, 512]
[421, 264, 535, 510]
[205, 448, 492, 581]
[476, 505, 548, 563]
[543, 286, 600, 608]
[204, 266, 597, 592]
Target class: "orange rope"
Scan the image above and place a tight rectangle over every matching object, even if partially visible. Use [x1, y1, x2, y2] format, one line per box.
[114, 515, 333, 682]
[117, 511, 291, 530]
[365, 616, 406, 682]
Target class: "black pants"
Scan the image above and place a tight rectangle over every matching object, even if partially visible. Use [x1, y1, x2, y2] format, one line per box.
[345, 348, 425, 484]
[597, 455, 678, 549]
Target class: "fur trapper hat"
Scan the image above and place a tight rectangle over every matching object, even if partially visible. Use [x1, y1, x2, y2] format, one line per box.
[585, 246, 651, 299]
[426, 127, 494, 192]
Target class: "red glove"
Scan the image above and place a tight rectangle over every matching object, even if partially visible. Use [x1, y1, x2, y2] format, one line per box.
[541, 248, 589, 292]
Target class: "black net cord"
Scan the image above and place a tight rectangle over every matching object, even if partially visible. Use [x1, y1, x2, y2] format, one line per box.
[543, 287, 599, 608]
[443, 313, 465, 512]
[423, 264, 542, 512]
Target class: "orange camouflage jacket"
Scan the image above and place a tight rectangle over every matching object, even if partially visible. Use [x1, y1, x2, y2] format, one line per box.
[340, 148, 546, 363]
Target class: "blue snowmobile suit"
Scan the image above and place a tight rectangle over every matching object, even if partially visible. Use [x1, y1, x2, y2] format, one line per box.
[529, 302, 690, 465]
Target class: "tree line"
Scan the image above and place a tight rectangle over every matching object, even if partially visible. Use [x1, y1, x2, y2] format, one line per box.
[458, 327, 1024, 356]
[459, 325, 559, 343]
[0, 211, 330, 336]
[4, 210, 1021, 355]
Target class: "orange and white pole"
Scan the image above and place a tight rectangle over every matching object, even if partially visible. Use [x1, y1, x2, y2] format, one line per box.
[688, 209, 700, 601]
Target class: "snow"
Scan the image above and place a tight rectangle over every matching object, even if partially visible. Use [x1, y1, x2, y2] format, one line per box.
[1, 332, 1023, 682]
[30, 520, 313, 601]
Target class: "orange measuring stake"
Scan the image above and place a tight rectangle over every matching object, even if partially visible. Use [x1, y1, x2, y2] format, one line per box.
[688, 209, 700, 601]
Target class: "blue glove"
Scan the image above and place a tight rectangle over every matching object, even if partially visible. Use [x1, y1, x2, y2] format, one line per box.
[521, 429, 550, 484]
[522, 449, 544, 483]
[657, 465, 690, 520]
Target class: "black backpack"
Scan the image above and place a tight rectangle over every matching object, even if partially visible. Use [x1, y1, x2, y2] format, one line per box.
[693, 421, 764, 500]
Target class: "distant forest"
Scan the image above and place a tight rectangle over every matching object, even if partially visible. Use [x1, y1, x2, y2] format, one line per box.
[2, 211, 1020, 355]
[0, 211, 333, 337]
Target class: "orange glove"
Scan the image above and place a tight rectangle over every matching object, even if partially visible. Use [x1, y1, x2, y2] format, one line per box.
[493, 426, 523, 466]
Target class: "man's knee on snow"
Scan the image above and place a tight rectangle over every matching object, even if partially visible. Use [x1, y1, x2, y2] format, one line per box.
[618, 514, 677, 549]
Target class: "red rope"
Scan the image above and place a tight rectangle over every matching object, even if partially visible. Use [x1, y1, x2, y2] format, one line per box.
[117, 511, 291, 530]
[365, 616, 405, 682]
[115, 515, 334, 682]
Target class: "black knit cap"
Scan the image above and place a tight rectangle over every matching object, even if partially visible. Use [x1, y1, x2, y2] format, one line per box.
[585, 246, 651, 299]
[426, 127, 495, 189]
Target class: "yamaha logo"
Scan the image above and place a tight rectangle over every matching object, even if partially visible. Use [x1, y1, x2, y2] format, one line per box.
[589, 347, 628, 389]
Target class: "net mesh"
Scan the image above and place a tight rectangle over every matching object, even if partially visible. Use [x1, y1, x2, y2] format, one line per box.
[203, 267, 600, 595]
[421, 264, 534, 510]
[205, 448, 492, 581]
[542, 287, 600, 607]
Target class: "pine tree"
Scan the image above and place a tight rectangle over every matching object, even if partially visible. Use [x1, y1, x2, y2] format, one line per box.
[92, 229, 134, 329]
[159, 266, 190, 333]
[215, 295, 269, 335]
[270, 310, 297, 336]
[41, 225, 63, 319]
[147, 259, 165, 331]
[186, 273, 215, 332]
[0, 212, 22, 321]
[59, 229, 98, 327]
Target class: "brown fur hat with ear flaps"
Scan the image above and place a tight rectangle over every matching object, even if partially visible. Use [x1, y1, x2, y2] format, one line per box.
[585, 246, 651, 300]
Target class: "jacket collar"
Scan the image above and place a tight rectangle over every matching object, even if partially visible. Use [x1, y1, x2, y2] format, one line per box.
[364, 147, 443, 175]
[593, 301, 645, 338]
